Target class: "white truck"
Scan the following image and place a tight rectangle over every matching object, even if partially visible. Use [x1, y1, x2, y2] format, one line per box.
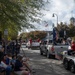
[26, 41, 40, 49]
[40, 42, 69, 59]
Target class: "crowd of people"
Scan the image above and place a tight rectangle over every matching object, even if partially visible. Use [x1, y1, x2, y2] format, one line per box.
[0, 39, 33, 75]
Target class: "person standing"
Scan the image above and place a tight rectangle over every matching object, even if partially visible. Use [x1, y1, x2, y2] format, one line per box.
[0, 41, 4, 63]
[71, 40, 75, 51]
[15, 40, 21, 57]
[29, 38, 32, 48]
[10, 41, 15, 57]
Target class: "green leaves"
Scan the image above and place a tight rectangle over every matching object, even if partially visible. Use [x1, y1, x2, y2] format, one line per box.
[56, 22, 75, 38]
[0, 0, 47, 40]
[19, 31, 47, 40]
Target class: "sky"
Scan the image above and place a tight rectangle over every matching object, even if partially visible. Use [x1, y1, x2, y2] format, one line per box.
[20, 0, 75, 34]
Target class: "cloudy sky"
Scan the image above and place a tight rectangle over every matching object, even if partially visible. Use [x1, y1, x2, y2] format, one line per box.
[20, 0, 75, 34]
[38, 0, 75, 31]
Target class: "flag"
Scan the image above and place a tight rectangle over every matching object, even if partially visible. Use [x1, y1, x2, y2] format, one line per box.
[45, 24, 48, 27]
[56, 32, 59, 41]
[53, 27, 56, 41]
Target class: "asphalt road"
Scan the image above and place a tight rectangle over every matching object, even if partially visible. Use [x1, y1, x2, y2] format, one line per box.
[20, 46, 75, 75]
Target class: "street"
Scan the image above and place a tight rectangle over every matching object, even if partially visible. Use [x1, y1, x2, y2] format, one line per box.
[20, 46, 75, 75]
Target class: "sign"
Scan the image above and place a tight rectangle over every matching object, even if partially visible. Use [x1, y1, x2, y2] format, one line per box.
[4, 29, 8, 35]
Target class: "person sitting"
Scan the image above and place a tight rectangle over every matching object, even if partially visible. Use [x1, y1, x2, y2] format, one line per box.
[14, 55, 30, 75]
[0, 41, 6, 73]
[67, 40, 75, 55]
[22, 57, 32, 73]
[10, 55, 16, 70]
[21, 55, 35, 74]
[1, 54, 12, 75]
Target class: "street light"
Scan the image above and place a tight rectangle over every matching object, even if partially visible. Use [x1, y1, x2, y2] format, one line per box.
[52, 13, 58, 26]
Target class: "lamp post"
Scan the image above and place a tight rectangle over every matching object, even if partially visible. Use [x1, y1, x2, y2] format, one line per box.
[52, 13, 58, 26]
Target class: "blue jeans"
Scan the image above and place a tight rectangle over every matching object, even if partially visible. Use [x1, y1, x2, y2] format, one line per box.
[5, 66, 11, 75]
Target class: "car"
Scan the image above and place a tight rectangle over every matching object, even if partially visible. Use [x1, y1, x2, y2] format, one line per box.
[21, 42, 27, 48]
[63, 50, 75, 73]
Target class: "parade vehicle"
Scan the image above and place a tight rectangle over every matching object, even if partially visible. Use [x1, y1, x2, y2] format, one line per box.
[40, 41, 69, 59]
[26, 40, 40, 49]
[63, 50, 75, 73]
[21, 41, 27, 48]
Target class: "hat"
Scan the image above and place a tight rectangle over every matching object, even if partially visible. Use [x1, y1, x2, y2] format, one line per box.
[17, 54, 23, 60]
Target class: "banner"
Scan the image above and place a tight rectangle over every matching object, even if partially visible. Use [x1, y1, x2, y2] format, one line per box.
[53, 27, 56, 41]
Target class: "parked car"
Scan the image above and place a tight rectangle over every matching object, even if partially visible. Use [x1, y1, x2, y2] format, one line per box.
[21, 42, 27, 48]
[63, 50, 75, 73]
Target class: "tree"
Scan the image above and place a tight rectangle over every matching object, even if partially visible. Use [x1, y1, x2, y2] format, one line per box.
[19, 31, 47, 40]
[56, 21, 75, 38]
[0, 31, 2, 41]
[0, 0, 48, 39]
[68, 23, 75, 37]
[57, 22, 69, 38]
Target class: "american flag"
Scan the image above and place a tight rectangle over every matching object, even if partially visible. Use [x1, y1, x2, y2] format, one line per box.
[56, 32, 59, 41]
[45, 24, 48, 27]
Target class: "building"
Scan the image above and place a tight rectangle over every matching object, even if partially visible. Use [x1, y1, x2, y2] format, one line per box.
[70, 17, 75, 25]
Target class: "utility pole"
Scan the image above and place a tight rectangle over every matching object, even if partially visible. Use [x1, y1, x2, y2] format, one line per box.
[52, 13, 58, 27]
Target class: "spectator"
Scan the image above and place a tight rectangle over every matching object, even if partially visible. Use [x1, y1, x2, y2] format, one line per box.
[15, 40, 21, 57]
[14, 55, 30, 75]
[21, 54, 35, 74]
[2, 39, 5, 54]
[11, 55, 16, 65]
[11, 41, 15, 57]
[1, 54, 12, 75]
[0, 41, 4, 63]
[29, 38, 32, 48]
[37, 38, 40, 42]
[10, 55, 16, 70]
[71, 40, 75, 51]
[62, 39, 66, 45]
[67, 37, 71, 45]
[7, 41, 11, 55]
[68, 40, 75, 55]
[29, 38, 32, 44]
[22, 56, 32, 73]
